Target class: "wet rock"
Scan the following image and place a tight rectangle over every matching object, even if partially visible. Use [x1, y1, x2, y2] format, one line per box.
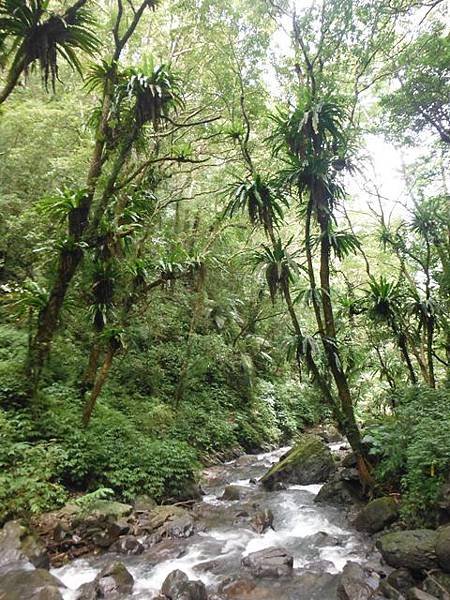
[161, 569, 207, 599]
[354, 497, 399, 533]
[377, 581, 408, 600]
[303, 559, 336, 572]
[218, 577, 274, 599]
[377, 530, 439, 571]
[293, 571, 341, 600]
[109, 534, 144, 555]
[221, 485, 244, 501]
[304, 531, 340, 547]
[250, 509, 274, 534]
[78, 561, 134, 599]
[90, 519, 128, 548]
[0, 521, 49, 571]
[260, 435, 335, 489]
[314, 479, 363, 506]
[436, 526, 450, 573]
[0, 568, 65, 600]
[241, 546, 293, 578]
[143, 538, 187, 565]
[145, 506, 189, 531]
[235, 455, 256, 467]
[161, 514, 195, 539]
[337, 561, 378, 600]
[162, 570, 189, 597]
[381, 568, 417, 596]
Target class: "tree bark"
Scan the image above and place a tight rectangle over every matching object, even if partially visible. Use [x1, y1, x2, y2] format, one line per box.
[82, 343, 116, 426]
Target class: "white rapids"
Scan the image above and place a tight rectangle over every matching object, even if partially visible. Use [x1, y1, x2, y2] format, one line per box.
[52, 443, 377, 599]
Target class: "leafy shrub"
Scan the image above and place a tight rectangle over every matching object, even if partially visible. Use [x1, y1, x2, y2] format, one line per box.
[368, 385, 450, 526]
[0, 409, 68, 524]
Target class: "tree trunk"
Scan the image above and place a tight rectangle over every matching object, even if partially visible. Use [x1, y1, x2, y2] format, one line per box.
[282, 281, 342, 420]
[0, 55, 27, 105]
[313, 190, 371, 481]
[80, 341, 102, 397]
[27, 80, 113, 391]
[82, 343, 116, 426]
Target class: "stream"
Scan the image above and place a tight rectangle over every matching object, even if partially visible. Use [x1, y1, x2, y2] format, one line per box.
[52, 443, 381, 599]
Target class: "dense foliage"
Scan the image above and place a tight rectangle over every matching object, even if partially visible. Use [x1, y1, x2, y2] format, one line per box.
[0, 0, 449, 526]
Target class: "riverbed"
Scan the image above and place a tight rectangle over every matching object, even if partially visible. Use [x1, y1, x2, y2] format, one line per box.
[52, 444, 380, 599]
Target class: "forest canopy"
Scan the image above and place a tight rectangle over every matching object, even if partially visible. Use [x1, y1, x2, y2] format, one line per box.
[0, 0, 449, 528]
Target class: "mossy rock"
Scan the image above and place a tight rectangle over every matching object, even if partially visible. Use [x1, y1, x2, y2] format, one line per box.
[353, 497, 399, 533]
[436, 525, 450, 573]
[86, 500, 133, 519]
[376, 530, 439, 572]
[260, 434, 335, 490]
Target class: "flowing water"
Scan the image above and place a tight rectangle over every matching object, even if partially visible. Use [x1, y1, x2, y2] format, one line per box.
[52, 444, 380, 599]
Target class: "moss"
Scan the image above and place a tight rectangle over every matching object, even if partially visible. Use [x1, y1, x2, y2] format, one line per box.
[260, 434, 334, 489]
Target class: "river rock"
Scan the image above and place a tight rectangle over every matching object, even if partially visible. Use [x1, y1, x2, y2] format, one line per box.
[377, 530, 439, 571]
[161, 569, 207, 599]
[314, 479, 362, 506]
[236, 455, 256, 467]
[293, 571, 341, 600]
[260, 435, 335, 490]
[241, 546, 293, 578]
[221, 485, 244, 501]
[382, 568, 417, 595]
[354, 497, 399, 533]
[109, 534, 144, 555]
[77, 561, 134, 599]
[143, 506, 189, 531]
[337, 562, 378, 600]
[304, 531, 340, 547]
[250, 509, 274, 534]
[436, 526, 450, 573]
[0, 521, 49, 571]
[0, 568, 65, 600]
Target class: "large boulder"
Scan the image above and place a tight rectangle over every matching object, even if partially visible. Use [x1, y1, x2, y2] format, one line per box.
[260, 435, 335, 490]
[376, 530, 439, 571]
[161, 569, 208, 600]
[337, 562, 379, 600]
[0, 568, 64, 600]
[353, 497, 399, 533]
[0, 521, 48, 571]
[436, 526, 450, 573]
[241, 546, 293, 578]
[77, 561, 134, 599]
